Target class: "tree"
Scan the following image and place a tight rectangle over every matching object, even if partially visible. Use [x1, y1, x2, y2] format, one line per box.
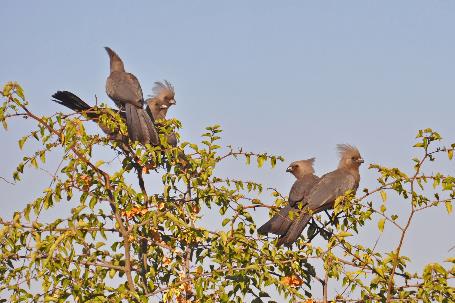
[0, 82, 454, 302]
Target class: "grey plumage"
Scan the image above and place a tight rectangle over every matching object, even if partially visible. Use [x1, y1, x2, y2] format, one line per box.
[277, 145, 364, 247]
[105, 47, 158, 145]
[258, 158, 319, 236]
[146, 81, 177, 146]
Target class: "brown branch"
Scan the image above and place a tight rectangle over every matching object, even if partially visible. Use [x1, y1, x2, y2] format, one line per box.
[385, 148, 428, 302]
[0, 176, 15, 185]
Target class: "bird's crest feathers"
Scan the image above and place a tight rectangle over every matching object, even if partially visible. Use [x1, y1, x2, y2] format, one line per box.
[152, 80, 175, 99]
[337, 144, 360, 160]
[290, 158, 316, 175]
[337, 144, 363, 170]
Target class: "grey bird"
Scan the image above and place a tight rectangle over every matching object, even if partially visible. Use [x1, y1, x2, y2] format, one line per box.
[105, 47, 158, 145]
[146, 80, 176, 117]
[277, 145, 364, 247]
[258, 158, 319, 236]
[52, 90, 126, 141]
[146, 81, 177, 146]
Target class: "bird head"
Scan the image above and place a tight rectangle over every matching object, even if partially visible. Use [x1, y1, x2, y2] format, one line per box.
[337, 144, 364, 170]
[104, 47, 125, 72]
[286, 158, 315, 178]
[152, 80, 176, 107]
[146, 98, 169, 121]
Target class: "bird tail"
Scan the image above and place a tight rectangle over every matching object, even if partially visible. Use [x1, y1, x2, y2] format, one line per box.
[52, 91, 96, 117]
[258, 206, 294, 236]
[125, 103, 159, 145]
[276, 213, 311, 247]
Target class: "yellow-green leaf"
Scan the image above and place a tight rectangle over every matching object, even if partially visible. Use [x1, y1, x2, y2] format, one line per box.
[380, 191, 387, 203]
[338, 231, 352, 238]
[378, 218, 385, 232]
[445, 201, 452, 214]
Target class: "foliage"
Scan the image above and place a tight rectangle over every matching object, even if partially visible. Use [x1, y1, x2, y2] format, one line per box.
[0, 82, 454, 302]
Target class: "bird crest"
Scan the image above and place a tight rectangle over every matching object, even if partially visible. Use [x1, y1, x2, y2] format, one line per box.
[289, 158, 316, 176]
[337, 144, 360, 160]
[152, 80, 175, 99]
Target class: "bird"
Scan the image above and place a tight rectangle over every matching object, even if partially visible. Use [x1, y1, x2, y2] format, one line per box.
[146, 80, 176, 119]
[257, 158, 319, 236]
[276, 144, 364, 247]
[104, 47, 158, 145]
[146, 81, 178, 146]
[51, 90, 126, 141]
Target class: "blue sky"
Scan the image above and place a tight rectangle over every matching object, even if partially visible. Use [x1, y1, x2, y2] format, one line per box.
[1, 0, 455, 300]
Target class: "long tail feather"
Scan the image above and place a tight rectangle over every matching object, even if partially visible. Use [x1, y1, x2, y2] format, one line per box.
[125, 103, 159, 145]
[52, 91, 93, 116]
[258, 206, 294, 236]
[276, 214, 311, 247]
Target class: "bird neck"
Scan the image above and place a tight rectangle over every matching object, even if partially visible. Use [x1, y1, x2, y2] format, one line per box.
[296, 173, 315, 180]
[345, 167, 360, 183]
[110, 58, 125, 72]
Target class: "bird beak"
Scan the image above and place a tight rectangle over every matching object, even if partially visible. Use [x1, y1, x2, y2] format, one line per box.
[169, 99, 176, 105]
[286, 166, 292, 173]
[160, 105, 168, 109]
[357, 158, 364, 164]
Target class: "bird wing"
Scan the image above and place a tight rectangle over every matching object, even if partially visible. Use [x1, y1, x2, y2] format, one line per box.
[306, 169, 357, 213]
[288, 175, 319, 207]
[107, 72, 144, 108]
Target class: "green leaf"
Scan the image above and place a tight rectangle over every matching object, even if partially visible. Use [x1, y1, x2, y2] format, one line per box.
[378, 218, 385, 232]
[18, 136, 27, 150]
[448, 149, 453, 160]
[30, 157, 38, 168]
[109, 269, 116, 279]
[89, 196, 97, 209]
[445, 201, 452, 214]
[257, 156, 265, 168]
[220, 231, 227, 244]
[15, 84, 25, 100]
[338, 231, 352, 238]
[380, 190, 387, 202]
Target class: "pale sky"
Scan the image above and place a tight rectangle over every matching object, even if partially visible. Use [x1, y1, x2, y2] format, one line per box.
[1, 1, 454, 301]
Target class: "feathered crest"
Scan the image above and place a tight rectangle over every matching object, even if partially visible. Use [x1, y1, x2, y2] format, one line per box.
[305, 157, 316, 166]
[337, 144, 360, 159]
[290, 158, 316, 174]
[301, 157, 316, 174]
[152, 80, 175, 98]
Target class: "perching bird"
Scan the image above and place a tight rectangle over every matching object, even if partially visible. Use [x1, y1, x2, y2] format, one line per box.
[258, 158, 319, 236]
[52, 90, 126, 141]
[277, 144, 364, 247]
[146, 81, 177, 146]
[146, 81, 176, 119]
[105, 47, 158, 145]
